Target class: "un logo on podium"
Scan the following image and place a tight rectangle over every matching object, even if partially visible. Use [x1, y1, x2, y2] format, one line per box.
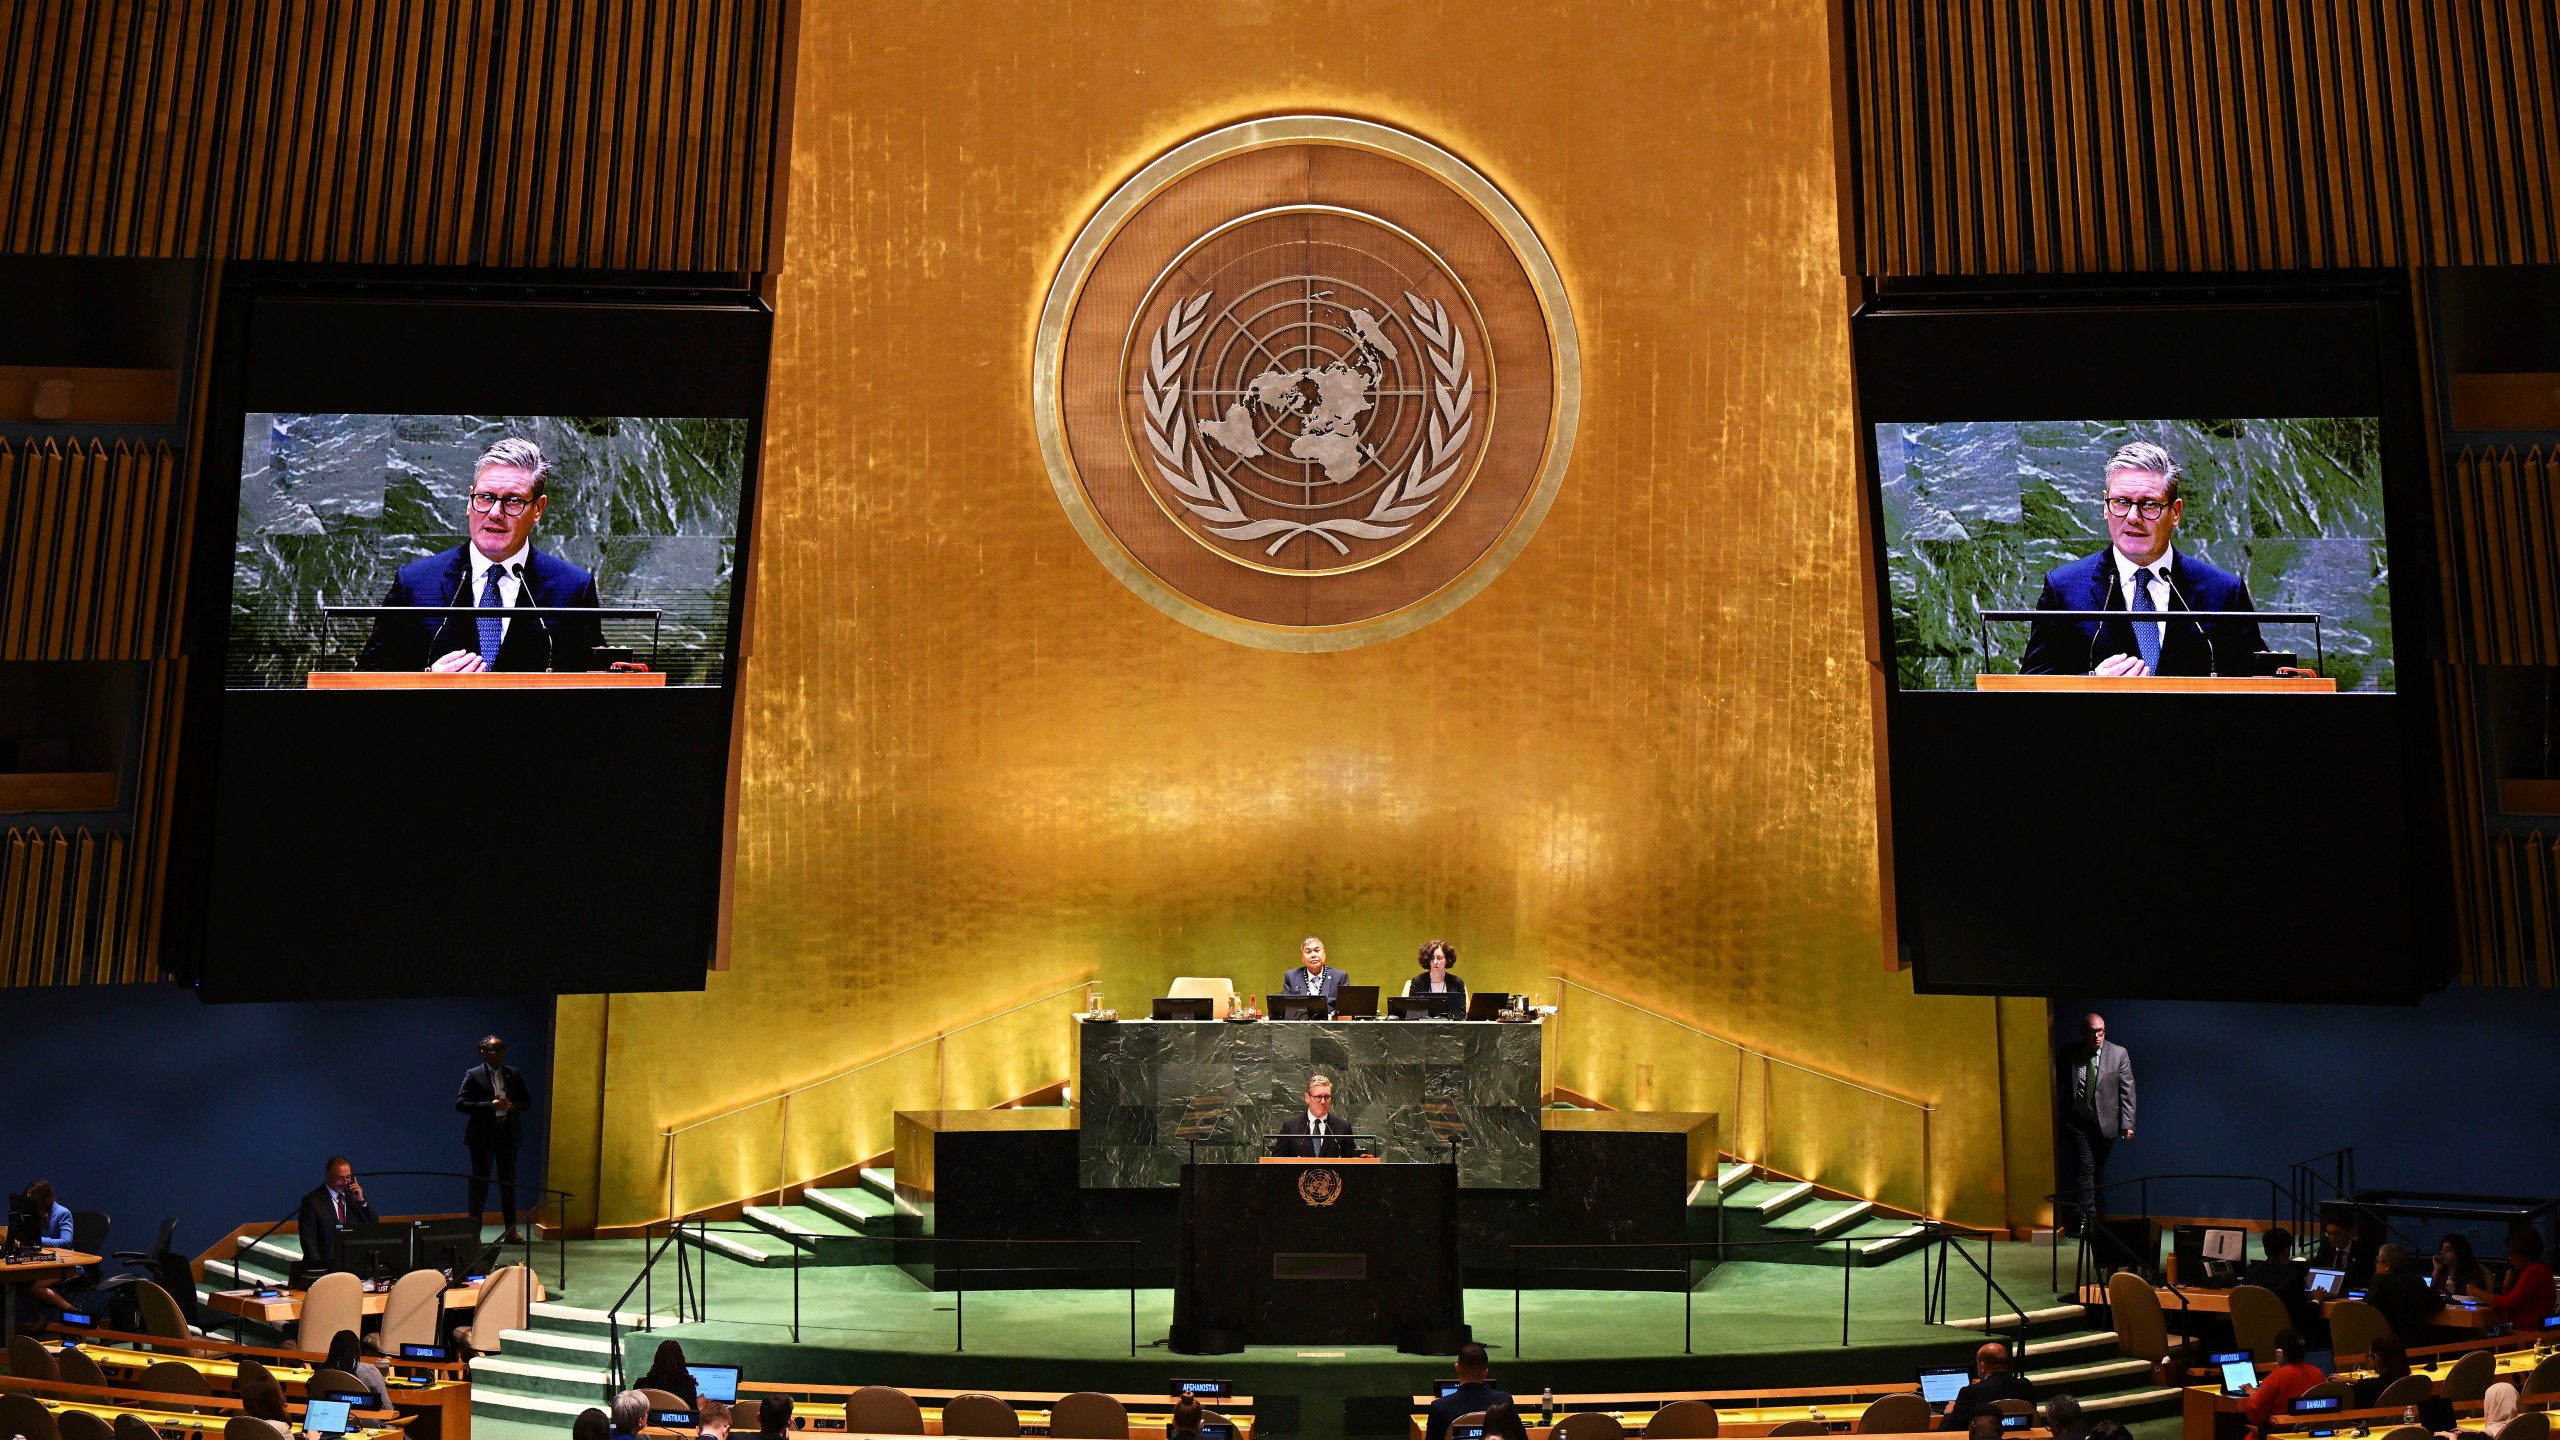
[1297, 1167, 1343, 1207]
[1036, 116, 1580, 651]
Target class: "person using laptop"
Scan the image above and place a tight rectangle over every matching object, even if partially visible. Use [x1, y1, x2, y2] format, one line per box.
[240, 1374, 295, 1437]
[1941, 1341, 2037, 1431]
[1275, 1074, 1357, 1158]
[2365, 1244, 2439, 1344]
[323, 1330, 391, 1411]
[1423, 1343, 1511, 1440]
[2239, 1330, 2325, 1435]
[2241, 1228, 2320, 1335]
[1279, 937, 1350, 1010]
[1402, 939, 1469, 1016]
[637, 1339, 698, 1410]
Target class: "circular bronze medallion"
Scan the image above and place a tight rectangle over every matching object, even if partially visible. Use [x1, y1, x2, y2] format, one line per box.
[1297, 1166, 1343, 1206]
[1035, 117, 1580, 650]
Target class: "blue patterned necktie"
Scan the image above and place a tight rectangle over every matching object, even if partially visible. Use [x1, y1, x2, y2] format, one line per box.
[478, 563, 506, 671]
[2129, 567, 2162, 671]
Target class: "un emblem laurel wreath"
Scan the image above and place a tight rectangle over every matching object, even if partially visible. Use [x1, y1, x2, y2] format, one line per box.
[1140, 290, 1475, 557]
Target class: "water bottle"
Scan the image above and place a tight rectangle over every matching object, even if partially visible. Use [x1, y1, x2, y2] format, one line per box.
[1811, 1405, 1825, 1430]
[1542, 1387, 1554, 1425]
[2404, 1407, 2417, 1428]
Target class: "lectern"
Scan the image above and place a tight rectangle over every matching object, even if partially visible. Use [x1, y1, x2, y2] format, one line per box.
[1168, 1158, 1467, 1354]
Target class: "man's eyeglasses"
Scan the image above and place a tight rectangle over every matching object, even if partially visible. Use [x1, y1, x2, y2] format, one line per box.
[468, 492, 536, 516]
[2103, 496, 2172, 519]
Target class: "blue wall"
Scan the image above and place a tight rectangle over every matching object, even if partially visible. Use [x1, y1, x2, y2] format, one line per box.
[5, 983, 555, 1261]
[2050, 987, 2560, 1243]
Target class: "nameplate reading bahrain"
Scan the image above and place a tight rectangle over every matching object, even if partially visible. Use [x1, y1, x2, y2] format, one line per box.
[1034, 116, 1581, 651]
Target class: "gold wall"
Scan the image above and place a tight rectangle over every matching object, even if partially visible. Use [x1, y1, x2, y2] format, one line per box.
[553, 0, 2053, 1233]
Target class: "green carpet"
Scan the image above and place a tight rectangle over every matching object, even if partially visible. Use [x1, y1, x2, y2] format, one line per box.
[484, 1236, 2119, 1437]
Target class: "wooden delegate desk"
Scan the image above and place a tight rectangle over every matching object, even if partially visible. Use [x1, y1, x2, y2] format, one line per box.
[208, 1271, 545, 1324]
[0, 1374, 406, 1440]
[308, 671, 666, 689]
[2178, 1346, 2547, 1440]
[1406, 1386, 1953, 1440]
[79, 1339, 471, 1440]
[1976, 675, 2337, 693]
[2078, 1281, 2504, 1328]
[0, 1249, 99, 1333]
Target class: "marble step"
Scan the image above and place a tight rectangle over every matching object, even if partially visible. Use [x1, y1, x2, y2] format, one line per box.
[675, 1224, 805, 1269]
[740, 1205, 891, 1264]
[2024, 1356, 2155, 1390]
[1849, 1221, 1931, 1261]
[2078, 1387, 2183, 1415]
[485, 1328, 614, 1370]
[1728, 1180, 1816, 1218]
[470, 1389, 609, 1424]
[526, 1300, 680, 1338]
[2017, 1329, 2119, 1360]
[1764, 1199, 1873, 1235]
[468, 1354, 611, 1402]
[858, 1167, 896, 1202]
[1716, 1162, 1756, 1194]
[1949, 1302, 2088, 1331]
[801, 1187, 894, 1235]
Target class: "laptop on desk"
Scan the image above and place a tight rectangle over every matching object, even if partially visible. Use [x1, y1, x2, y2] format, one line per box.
[2303, 1267, 2345, 1300]
[1918, 1366, 1969, 1406]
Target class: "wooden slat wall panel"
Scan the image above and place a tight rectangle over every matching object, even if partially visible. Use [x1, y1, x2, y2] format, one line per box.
[2447, 448, 2560, 667]
[0, 440, 185, 987]
[1840, 0, 2560, 274]
[0, 439, 180, 661]
[0, 0, 788, 271]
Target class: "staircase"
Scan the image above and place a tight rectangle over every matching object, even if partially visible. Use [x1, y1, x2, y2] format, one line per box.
[467, 1300, 678, 1426]
[1714, 1163, 1931, 1266]
[1946, 1301, 2184, 1423]
[675, 1166, 899, 1269]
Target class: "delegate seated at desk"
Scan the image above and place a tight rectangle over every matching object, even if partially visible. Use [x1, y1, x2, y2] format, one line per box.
[1273, 1074, 1357, 1158]
[1402, 939, 1468, 1014]
[1279, 936, 1349, 1007]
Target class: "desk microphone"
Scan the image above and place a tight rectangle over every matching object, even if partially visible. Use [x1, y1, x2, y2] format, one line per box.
[2159, 566, 2215, 677]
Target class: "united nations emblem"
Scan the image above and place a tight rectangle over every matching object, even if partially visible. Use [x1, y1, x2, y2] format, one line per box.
[1035, 117, 1580, 650]
[1297, 1166, 1343, 1207]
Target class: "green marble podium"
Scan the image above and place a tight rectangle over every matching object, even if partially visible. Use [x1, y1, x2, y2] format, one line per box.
[1076, 1017, 1543, 1189]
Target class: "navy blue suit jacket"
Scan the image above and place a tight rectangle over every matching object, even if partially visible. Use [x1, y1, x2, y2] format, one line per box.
[2020, 548, 2266, 677]
[1279, 966, 1349, 1001]
[357, 545, 606, 673]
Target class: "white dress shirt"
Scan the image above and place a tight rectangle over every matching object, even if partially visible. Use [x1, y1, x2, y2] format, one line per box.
[2111, 547, 2175, 655]
[486, 1063, 509, 1104]
[468, 545, 528, 645]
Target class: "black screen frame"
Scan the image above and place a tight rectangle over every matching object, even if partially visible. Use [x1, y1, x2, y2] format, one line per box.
[165, 267, 772, 1000]
[1854, 273, 2448, 1002]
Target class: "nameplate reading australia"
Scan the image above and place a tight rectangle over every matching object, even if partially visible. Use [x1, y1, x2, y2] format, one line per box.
[1034, 117, 1581, 650]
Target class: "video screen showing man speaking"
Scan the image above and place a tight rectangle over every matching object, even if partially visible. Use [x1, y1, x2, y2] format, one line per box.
[1876, 417, 2392, 692]
[225, 413, 747, 689]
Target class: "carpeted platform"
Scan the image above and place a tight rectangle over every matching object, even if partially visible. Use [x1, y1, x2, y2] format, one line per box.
[470, 1237, 2153, 1438]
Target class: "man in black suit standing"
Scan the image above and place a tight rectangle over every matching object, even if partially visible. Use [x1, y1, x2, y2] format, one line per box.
[296, 1155, 378, 1278]
[456, 1035, 535, 1243]
[1274, 1074, 1355, 1158]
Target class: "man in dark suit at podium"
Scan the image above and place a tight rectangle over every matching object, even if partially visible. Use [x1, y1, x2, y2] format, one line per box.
[1274, 1074, 1356, 1157]
[1278, 936, 1349, 1008]
[357, 437, 607, 674]
[295, 1155, 377, 1278]
[2020, 441, 2266, 677]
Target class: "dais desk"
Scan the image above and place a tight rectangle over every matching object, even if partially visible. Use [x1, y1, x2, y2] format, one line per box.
[207, 1271, 544, 1323]
[2077, 1281, 2502, 1327]
[0, 1248, 98, 1332]
[1976, 675, 2337, 693]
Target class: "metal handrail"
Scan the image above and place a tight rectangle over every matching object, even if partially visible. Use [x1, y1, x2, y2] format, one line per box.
[1543, 976, 1935, 1110]
[1544, 974, 1936, 1216]
[663, 979, 1094, 1137]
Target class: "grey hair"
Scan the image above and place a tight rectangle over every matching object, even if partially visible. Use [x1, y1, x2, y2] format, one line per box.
[2377, 1241, 2410, 1270]
[610, 1392, 649, 1434]
[1307, 1073, 1334, 1092]
[474, 437, 551, 498]
[1301, 935, 1324, 949]
[2104, 440, 2182, 501]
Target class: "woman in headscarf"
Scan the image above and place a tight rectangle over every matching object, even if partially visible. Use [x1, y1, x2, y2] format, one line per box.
[2477, 1382, 2520, 1439]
